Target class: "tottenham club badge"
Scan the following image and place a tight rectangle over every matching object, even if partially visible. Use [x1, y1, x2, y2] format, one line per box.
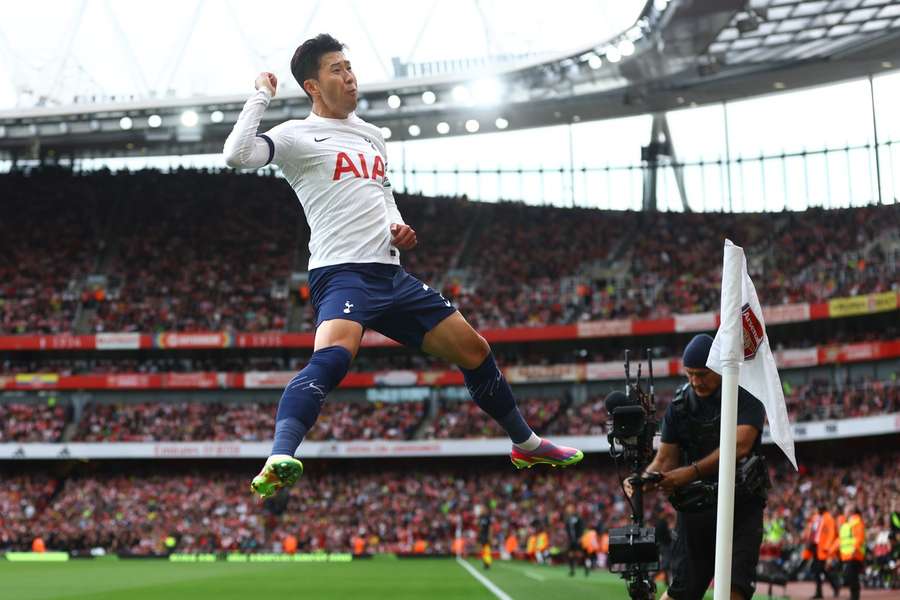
[741, 303, 764, 360]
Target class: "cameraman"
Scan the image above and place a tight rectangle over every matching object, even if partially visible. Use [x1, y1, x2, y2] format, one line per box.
[625, 333, 767, 600]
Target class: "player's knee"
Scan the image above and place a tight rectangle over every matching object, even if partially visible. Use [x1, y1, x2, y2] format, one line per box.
[460, 334, 490, 369]
[315, 319, 363, 359]
[308, 345, 353, 388]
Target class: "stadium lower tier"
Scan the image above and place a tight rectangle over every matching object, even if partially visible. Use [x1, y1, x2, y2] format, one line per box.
[0, 376, 896, 443]
[1, 443, 897, 592]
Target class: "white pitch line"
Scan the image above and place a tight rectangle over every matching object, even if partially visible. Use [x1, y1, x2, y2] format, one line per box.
[456, 557, 515, 600]
[493, 561, 544, 582]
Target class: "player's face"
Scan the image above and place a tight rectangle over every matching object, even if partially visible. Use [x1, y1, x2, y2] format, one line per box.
[315, 51, 358, 117]
[684, 367, 721, 397]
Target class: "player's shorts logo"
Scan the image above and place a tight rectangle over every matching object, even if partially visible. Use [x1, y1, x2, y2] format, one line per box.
[343, 301, 354, 314]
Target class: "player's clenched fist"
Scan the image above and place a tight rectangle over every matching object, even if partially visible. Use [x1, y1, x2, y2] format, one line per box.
[390, 223, 417, 250]
[255, 72, 278, 97]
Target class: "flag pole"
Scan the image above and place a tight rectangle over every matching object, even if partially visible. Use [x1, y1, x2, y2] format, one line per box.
[713, 241, 744, 600]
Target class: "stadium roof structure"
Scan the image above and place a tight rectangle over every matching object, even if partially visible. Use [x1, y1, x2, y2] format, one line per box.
[2, 0, 900, 160]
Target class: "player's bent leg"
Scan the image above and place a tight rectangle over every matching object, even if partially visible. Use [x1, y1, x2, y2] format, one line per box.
[313, 318, 365, 357]
[250, 319, 362, 498]
[420, 310, 489, 369]
[421, 312, 582, 469]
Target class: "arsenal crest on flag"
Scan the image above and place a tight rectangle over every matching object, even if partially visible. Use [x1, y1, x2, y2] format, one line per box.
[707, 240, 798, 470]
[741, 303, 764, 360]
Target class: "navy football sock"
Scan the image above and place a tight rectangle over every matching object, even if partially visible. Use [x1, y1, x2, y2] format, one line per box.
[460, 353, 534, 444]
[271, 345, 352, 456]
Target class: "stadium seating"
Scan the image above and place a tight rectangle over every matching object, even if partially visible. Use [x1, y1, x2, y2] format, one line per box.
[422, 396, 562, 439]
[0, 376, 879, 444]
[785, 378, 900, 422]
[1, 168, 896, 334]
[0, 402, 68, 443]
[1, 452, 895, 566]
[0, 168, 103, 334]
[70, 400, 427, 443]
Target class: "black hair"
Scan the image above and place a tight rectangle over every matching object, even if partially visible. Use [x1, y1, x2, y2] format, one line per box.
[291, 34, 345, 100]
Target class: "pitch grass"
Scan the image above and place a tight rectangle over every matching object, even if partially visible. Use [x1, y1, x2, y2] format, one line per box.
[0, 556, 672, 600]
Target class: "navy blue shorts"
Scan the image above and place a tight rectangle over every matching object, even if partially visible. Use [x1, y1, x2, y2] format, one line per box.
[308, 263, 456, 349]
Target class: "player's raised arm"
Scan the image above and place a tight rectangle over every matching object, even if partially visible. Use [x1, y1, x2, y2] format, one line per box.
[223, 72, 281, 170]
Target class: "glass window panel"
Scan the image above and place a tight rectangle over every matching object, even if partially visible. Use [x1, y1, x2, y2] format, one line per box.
[726, 79, 873, 157]
[667, 103, 728, 162]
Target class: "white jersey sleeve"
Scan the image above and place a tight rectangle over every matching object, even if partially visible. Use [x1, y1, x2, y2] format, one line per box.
[223, 89, 295, 170]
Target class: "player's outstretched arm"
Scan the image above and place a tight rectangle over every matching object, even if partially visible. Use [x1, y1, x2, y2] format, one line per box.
[223, 72, 279, 170]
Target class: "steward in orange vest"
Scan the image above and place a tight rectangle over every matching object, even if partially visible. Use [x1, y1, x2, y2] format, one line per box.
[811, 506, 839, 598]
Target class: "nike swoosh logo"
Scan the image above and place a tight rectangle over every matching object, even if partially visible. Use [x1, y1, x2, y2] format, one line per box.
[314, 137, 331, 142]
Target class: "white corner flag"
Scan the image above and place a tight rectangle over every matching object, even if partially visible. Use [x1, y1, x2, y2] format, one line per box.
[707, 239, 798, 470]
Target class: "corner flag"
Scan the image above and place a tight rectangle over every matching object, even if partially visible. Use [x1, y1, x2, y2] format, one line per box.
[706, 240, 797, 469]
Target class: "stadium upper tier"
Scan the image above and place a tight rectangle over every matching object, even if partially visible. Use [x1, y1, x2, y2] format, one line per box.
[1, 168, 897, 336]
[1, 451, 896, 563]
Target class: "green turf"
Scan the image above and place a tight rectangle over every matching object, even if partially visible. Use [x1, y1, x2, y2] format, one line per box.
[0, 556, 648, 600]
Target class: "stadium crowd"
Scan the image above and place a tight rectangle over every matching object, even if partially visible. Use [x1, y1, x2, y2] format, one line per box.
[1, 375, 892, 444]
[0, 168, 104, 335]
[88, 170, 302, 333]
[0, 401, 69, 443]
[67, 395, 577, 443]
[451, 203, 898, 328]
[0, 168, 896, 335]
[423, 396, 563, 440]
[763, 452, 900, 590]
[0, 452, 896, 592]
[784, 378, 900, 422]
[72, 400, 427, 443]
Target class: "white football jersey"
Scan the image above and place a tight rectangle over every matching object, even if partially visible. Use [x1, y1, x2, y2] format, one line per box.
[223, 89, 404, 270]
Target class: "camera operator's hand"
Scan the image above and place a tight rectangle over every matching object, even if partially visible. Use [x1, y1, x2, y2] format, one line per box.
[623, 472, 661, 498]
[658, 467, 696, 495]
